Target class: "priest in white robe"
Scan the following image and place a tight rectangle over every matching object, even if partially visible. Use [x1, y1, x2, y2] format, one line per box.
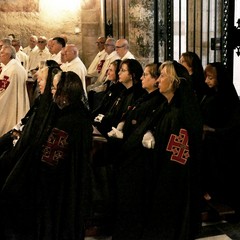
[0, 45, 30, 137]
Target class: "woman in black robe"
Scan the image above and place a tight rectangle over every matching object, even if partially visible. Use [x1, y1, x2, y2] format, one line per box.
[141, 61, 202, 240]
[109, 62, 165, 240]
[0, 71, 93, 240]
[0, 60, 61, 188]
[0, 60, 60, 154]
[91, 59, 124, 114]
[112, 61, 202, 240]
[94, 58, 146, 138]
[179, 51, 207, 102]
[200, 62, 240, 212]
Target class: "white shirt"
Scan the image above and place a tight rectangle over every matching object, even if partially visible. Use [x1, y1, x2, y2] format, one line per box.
[0, 59, 30, 136]
[22, 45, 38, 56]
[16, 50, 29, 70]
[87, 49, 108, 78]
[50, 51, 62, 65]
[96, 51, 120, 84]
[29, 47, 51, 70]
[61, 57, 87, 95]
[121, 51, 135, 60]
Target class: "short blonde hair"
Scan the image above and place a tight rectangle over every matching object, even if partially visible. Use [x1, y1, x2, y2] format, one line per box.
[160, 61, 181, 91]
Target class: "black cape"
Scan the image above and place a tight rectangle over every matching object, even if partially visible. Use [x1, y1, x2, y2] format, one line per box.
[0, 102, 93, 240]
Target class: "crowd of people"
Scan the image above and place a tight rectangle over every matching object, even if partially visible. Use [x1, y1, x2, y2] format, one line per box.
[0, 33, 239, 240]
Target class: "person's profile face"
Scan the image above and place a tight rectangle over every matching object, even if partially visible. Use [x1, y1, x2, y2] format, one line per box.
[141, 66, 157, 92]
[118, 63, 130, 83]
[107, 64, 117, 81]
[64, 47, 75, 62]
[37, 67, 48, 94]
[157, 67, 173, 95]
[179, 56, 192, 74]
[0, 47, 11, 65]
[51, 72, 61, 97]
[205, 69, 218, 89]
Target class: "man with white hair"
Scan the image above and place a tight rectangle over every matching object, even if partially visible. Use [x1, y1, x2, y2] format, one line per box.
[28, 36, 51, 71]
[60, 44, 87, 95]
[0, 45, 29, 136]
[87, 37, 120, 92]
[22, 35, 38, 56]
[115, 38, 135, 60]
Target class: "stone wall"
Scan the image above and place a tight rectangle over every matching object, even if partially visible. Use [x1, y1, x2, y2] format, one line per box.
[0, 0, 102, 68]
[0, 0, 156, 68]
[128, 1, 155, 65]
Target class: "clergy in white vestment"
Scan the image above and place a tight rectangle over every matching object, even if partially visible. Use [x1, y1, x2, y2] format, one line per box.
[12, 39, 29, 70]
[115, 38, 135, 60]
[0, 45, 30, 137]
[22, 35, 38, 56]
[28, 36, 51, 71]
[87, 49, 107, 80]
[87, 38, 120, 92]
[87, 37, 108, 81]
[60, 44, 87, 96]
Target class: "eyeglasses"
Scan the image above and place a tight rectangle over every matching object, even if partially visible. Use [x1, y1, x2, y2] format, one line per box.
[142, 72, 150, 77]
[104, 43, 114, 47]
[119, 68, 128, 73]
[115, 45, 125, 49]
[96, 42, 105, 44]
[38, 41, 45, 44]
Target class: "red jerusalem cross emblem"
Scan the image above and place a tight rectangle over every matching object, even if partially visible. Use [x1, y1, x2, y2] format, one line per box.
[41, 128, 69, 166]
[166, 128, 189, 165]
[0, 75, 10, 91]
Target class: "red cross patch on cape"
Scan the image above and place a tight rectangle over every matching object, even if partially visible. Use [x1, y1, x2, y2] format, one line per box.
[0, 75, 10, 91]
[166, 128, 190, 165]
[41, 128, 69, 166]
[97, 59, 105, 73]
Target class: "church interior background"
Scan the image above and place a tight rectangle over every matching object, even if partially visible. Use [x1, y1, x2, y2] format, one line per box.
[0, 0, 239, 95]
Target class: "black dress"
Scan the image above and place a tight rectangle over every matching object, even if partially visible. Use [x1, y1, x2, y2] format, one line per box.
[95, 81, 146, 137]
[0, 65, 61, 190]
[112, 78, 203, 240]
[200, 63, 240, 209]
[142, 79, 202, 240]
[92, 81, 125, 120]
[0, 102, 93, 240]
[110, 90, 165, 240]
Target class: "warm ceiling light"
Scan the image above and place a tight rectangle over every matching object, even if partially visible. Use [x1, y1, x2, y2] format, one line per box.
[40, 0, 81, 21]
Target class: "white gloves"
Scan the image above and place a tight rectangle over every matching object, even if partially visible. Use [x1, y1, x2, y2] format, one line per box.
[12, 121, 24, 146]
[142, 131, 155, 149]
[94, 114, 105, 123]
[107, 122, 124, 139]
[13, 121, 24, 132]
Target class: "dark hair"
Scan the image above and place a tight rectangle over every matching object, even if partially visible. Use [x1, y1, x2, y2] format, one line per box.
[45, 60, 59, 68]
[205, 62, 239, 105]
[172, 60, 190, 82]
[120, 59, 143, 84]
[180, 52, 208, 102]
[54, 71, 86, 108]
[39, 66, 62, 108]
[52, 37, 66, 48]
[34, 60, 59, 71]
[8, 33, 15, 39]
[111, 59, 122, 82]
